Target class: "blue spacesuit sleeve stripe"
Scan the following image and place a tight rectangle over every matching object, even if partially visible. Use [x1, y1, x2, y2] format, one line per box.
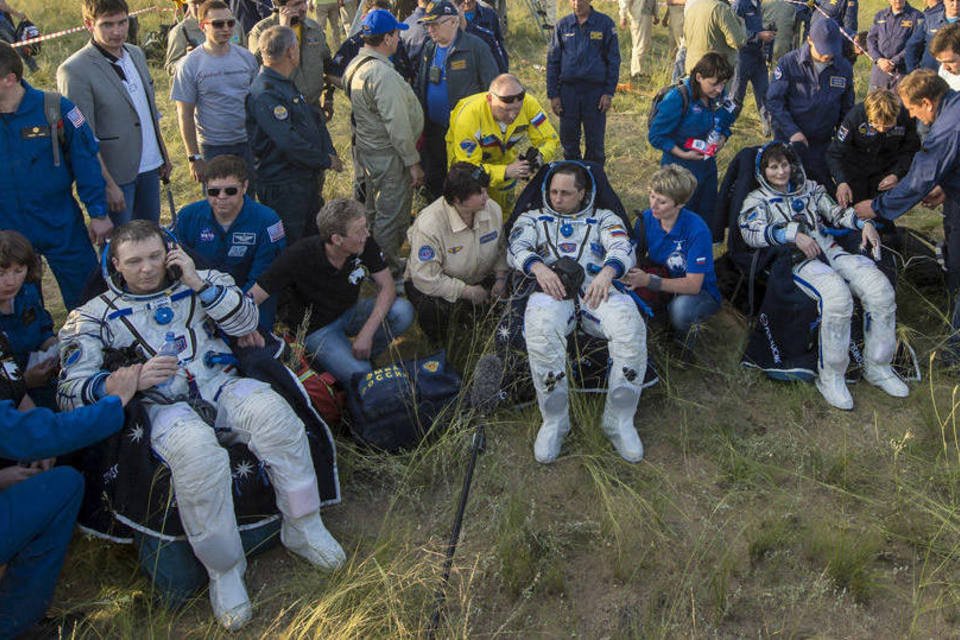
[522, 255, 543, 275]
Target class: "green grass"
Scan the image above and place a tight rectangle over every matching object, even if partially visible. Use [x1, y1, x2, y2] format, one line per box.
[19, 0, 960, 637]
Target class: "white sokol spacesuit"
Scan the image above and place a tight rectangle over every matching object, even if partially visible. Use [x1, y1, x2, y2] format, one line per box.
[738, 143, 909, 409]
[58, 267, 346, 629]
[508, 165, 646, 463]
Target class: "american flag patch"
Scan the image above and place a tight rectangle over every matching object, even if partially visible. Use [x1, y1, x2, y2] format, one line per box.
[65, 106, 85, 129]
[531, 111, 547, 126]
[267, 221, 285, 243]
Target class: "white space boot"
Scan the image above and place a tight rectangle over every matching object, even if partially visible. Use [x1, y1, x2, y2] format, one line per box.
[282, 512, 347, 571]
[534, 381, 571, 464]
[209, 560, 252, 631]
[601, 383, 643, 462]
[815, 370, 853, 410]
[863, 363, 909, 398]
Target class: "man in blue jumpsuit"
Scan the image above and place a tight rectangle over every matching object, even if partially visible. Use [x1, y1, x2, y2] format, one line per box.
[868, 0, 925, 89]
[906, 0, 958, 71]
[854, 70, 960, 360]
[174, 154, 286, 331]
[0, 43, 110, 311]
[246, 25, 341, 245]
[0, 355, 140, 638]
[730, 0, 776, 121]
[546, 0, 620, 165]
[458, 0, 506, 61]
[767, 18, 854, 188]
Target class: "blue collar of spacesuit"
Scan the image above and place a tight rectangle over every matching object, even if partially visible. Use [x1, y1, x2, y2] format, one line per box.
[12, 80, 43, 117]
[538, 160, 597, 219]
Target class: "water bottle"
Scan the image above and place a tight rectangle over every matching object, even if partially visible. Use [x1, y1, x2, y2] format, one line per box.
[156, 331, 180, 392]
[705, 117, 722, 157]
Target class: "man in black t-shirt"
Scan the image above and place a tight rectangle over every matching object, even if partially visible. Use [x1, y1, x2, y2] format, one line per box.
[250, 198, 415, 384]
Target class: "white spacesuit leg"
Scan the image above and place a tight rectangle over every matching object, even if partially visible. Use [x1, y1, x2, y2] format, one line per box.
[793, 259, 855, 410]
[148, 403, 251, 631]
[582, 291, 646, 462]
[524, 292, 576, 463]
[216, 379, 346, 571]
[830, 252, 909, 398]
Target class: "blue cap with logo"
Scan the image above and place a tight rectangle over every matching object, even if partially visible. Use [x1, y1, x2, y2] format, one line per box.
[361, 9, 409, 35]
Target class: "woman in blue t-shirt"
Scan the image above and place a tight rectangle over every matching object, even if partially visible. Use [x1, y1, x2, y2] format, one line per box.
[623, 165, 721, 353]
[647, 52, 738, 232]
[0, 231, 58, 410]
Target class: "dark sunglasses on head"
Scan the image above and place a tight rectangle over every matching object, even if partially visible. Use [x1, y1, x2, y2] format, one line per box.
[207, 186, 240, 197]
[208, 18, 237, 29]
[492, 90, 525, 104]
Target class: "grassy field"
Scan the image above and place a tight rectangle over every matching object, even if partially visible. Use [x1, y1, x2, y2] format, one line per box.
[18, 0, 960, 637]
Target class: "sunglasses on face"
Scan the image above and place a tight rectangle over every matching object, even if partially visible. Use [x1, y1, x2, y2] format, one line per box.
[207, 186, 240, 197]
[207, 18, 237, 29]
[492, 90, 525, 104]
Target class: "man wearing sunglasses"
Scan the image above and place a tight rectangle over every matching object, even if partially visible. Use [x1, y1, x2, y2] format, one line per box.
[172, 0, 259, 185]
[165, 0, 246, 76]
[447, 73, 559, 214]
[173, 154, 286, 331]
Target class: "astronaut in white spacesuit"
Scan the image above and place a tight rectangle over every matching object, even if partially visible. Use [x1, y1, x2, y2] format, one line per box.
[738, 142, 909, 410]
[508, 163, 646, 463]
[57, 221, 345, 630]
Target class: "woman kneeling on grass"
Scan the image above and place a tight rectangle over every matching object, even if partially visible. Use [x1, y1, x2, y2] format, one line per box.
[623, 165, 722, 359]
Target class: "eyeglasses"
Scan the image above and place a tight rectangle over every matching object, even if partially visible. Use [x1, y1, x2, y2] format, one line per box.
[492, 90, 525, 104]
[207, 186, 240, 197]
[207, 18, 237, 29]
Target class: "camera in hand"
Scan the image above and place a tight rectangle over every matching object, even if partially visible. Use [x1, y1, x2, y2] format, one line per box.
[520, 147, 543, 174]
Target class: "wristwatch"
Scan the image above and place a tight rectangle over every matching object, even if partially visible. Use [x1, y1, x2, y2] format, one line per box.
[188, 154, 202, 162]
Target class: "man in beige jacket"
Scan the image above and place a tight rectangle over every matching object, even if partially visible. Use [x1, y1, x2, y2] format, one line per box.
[344, 9, 424, 275]
[683, 0, 745, 74]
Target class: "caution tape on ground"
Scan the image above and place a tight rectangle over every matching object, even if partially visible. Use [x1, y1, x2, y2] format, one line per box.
[10, 5, 176, 49]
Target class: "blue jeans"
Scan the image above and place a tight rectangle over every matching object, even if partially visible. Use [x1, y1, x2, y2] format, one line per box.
[668, 290, 721, 337]
[304, 297, 415, 385]
[113, 168, 161, 226]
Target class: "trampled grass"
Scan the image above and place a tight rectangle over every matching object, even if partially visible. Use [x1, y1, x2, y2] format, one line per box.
[18, 0, 960, 636]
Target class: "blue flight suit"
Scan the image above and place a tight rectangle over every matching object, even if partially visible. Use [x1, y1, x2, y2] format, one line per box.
[246, 66, 337, 244]
[0, 396, 126, 639]
[810, 0, 859, 34]
[546, 8, 620, 165]
[867, 3, 924, 89]
[465, 4, 507, 62]
[647, 78, 738, 231]
[766, 43, 854, 187]
[826, 102, 920, 201]
[731, 0, 770, 118]
[0, 283, 57, 411]
[467, 22, 509, 72]
[905, 3, 957, 71]
[0, 81, 107, 312]
[870, 91, 960, 289]
[174, 196, 286, 330]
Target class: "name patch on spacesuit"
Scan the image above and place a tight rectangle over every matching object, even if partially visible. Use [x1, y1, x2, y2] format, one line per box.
[22, 125, 51, 140]
[829, 76, 847, 89]
[479, 231, 498, 244]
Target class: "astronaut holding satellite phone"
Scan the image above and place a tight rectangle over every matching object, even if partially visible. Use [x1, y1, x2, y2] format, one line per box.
[57, 220, 345, 631]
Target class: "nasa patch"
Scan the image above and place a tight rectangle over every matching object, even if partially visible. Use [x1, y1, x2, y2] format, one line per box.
[199, 228, 216, 242]
[418, 245, 436, 261]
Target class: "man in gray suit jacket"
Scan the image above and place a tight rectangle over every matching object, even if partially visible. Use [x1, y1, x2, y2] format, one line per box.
[58, 0, 171, 226]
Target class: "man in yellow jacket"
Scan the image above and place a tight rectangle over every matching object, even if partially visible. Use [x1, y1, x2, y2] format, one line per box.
[446, 74, 560, 214]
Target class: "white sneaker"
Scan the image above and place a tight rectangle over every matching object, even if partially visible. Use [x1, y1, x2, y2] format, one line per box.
[209, 564, 252, 632]
[863, 364, 909, 398]
[281, 513, 347, 571]
[815, 373, 854, 410]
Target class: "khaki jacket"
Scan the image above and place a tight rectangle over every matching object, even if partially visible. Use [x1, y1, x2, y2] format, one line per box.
[344, 48, 423, 165]
[683, 0, 746, 74]
[405, 197, 507, 302]
[248, 15, 330, 105]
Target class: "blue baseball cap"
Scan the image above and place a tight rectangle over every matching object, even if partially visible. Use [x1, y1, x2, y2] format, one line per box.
[809, 19, 842, 59]
[361, 9, 409, 36]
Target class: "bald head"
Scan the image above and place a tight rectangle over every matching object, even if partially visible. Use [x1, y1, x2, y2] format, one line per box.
[489, 73, 523, 96]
